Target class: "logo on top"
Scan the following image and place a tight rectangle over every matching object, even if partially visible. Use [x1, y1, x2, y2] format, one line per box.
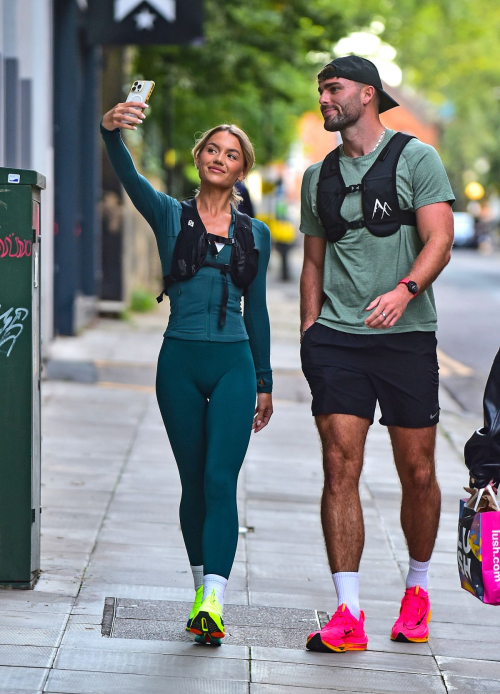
[372, 198, 392, 220]
[114, 0, 176, 30]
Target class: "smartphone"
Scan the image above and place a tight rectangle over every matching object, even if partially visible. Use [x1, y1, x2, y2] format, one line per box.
[126, 79, 155, 106]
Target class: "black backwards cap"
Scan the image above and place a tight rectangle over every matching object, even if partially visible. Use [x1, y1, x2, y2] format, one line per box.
[323, 55, 399, 114]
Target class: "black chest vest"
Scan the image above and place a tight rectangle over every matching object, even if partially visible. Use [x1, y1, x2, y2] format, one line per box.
[157, 199, 259, 327]
[316, 132, 417, 243]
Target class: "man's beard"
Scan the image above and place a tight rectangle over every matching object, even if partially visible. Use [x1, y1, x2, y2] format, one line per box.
[323, 100, 362, 132]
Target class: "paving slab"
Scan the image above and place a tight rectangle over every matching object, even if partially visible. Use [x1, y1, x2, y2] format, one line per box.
[0, 628, 62, 648]
[0, 666, 47, 690]
[58, 639, 248, 659]
[443, 676, 500, 693]
[44, 669, 249, 694]
[0, 645, 55, 668]
[251, 660, 447, 693]
[429, 637, 499, 661]
[53, 647, 249, 680]
[250, 646, 441, 676]
[436, 655, 500, 679]
[250, 686, 377, 694]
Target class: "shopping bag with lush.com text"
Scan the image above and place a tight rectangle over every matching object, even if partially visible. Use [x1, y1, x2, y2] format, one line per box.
[457, 486, 500, 605]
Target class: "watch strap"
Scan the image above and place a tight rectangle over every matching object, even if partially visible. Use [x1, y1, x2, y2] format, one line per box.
[398, 278, 418, 296]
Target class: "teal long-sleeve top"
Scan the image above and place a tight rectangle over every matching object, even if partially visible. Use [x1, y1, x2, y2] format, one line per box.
[100, 124, 272, 393]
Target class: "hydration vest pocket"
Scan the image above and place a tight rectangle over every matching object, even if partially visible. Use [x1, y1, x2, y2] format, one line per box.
[363, 173, 401, 237]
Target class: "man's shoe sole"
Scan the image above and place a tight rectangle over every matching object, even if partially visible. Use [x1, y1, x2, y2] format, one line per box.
[391, 633, 429, 643]
[390, 609, 431, 643]
[188, 610, 224, 639]
[306, 633, 367, 653]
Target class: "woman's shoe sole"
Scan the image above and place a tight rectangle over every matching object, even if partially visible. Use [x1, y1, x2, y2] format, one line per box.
[188, 610, 224, 639]
[194, 633, 222, 646]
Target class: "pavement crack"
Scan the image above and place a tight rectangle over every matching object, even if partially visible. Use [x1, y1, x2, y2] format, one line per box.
[248, 645, 252, 689]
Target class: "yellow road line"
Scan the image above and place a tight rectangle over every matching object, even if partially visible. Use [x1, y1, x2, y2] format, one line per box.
[95, 359, 154, 369]
[437, 349, 473, 377]
[97, 381, 155, 393]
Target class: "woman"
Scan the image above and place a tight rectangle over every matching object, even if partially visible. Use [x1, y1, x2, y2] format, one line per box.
[101, 100, 273, 645]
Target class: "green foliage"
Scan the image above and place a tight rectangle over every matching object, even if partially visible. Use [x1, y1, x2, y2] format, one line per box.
[134, 0, 500, 199]
[382, 0, 500, 198]
[133, 0, 356, 179]
[129, 287, 157, 313]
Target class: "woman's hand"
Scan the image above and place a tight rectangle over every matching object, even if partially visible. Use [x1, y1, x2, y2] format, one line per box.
[101, 102, 148, 132]
[253, 393, 273, 433]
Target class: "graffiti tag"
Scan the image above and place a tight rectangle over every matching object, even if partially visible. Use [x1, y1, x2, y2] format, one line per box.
[0, 234, 32, 259]
[0, 306, 29, 357]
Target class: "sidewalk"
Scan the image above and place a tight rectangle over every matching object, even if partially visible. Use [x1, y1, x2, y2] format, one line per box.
[1, 262, 495, 693]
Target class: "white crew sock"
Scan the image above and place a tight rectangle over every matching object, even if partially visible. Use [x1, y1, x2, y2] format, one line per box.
[332, 572, 360, 619]
[191, 565, 204, 592]
[203, 574, 228, 606]
[406, 557, 430, 591]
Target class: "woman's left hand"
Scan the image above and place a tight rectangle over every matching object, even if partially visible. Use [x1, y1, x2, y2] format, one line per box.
[253, 393, 273, 433]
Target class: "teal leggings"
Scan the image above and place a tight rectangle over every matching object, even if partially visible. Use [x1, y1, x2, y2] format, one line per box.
[156, 338, 256, 578]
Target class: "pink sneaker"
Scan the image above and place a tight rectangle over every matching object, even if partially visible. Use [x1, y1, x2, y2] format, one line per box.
[306, 604, 368, 653]
[391, 586, 431, 642]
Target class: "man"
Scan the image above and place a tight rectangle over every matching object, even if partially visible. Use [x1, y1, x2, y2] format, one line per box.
[300, 55, 454, 653]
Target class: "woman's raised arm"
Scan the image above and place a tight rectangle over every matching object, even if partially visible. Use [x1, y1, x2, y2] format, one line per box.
[100, 102, 163, 231]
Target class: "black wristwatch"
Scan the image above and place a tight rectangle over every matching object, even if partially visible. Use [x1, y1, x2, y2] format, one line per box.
[398, 278, 418, 296]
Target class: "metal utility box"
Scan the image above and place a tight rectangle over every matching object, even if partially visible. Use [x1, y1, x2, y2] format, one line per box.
[0, 167, 45, 588]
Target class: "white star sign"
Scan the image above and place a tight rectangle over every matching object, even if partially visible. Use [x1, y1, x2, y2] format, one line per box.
[114, 0, 176, 23]
[134, 7, 157, 29]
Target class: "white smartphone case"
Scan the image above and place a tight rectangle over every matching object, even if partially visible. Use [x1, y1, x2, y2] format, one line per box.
[126, 80, 155, 105]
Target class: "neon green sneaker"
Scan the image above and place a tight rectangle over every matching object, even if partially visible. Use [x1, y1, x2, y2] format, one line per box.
[188, 589, 225, 639]
[186, 586, 204, 631]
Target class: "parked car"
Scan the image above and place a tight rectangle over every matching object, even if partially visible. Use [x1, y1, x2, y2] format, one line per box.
[453, 211, 478, 248]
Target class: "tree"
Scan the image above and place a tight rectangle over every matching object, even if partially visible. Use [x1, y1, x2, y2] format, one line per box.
[135, 0, 500, 204]
[382, 0, 500, 201]
[133, 0, 369, 191]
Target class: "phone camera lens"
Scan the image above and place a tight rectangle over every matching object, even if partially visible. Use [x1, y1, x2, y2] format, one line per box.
[134, 81, 138, 85]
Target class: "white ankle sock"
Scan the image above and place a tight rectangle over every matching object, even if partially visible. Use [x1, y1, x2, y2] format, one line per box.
[406, 557, 430, 591]
[332, 572, 360, 619]
[191, 565, 204, 592]
[203, 574, 228, 606]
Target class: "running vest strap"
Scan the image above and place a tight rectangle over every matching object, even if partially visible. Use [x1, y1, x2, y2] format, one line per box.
[316, 132, 417, 243]
[157, 199, 259, 327]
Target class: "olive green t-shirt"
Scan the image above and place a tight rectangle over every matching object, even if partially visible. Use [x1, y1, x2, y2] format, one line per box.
[300, 129, 455, 334]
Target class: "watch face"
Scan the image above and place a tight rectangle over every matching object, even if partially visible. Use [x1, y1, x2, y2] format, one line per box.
[408, 280, 418, 295]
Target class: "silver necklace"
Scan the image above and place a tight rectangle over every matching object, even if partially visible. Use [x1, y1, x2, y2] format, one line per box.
[369, 128, 387, 154]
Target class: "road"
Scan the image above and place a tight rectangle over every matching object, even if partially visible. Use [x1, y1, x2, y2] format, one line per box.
[434, 248, 500, 414]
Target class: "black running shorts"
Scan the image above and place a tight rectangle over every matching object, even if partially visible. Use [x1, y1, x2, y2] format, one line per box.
[300, 323, 440, 428]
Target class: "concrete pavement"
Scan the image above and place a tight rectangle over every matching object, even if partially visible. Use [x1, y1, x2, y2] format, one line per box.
[1, 257, 495, 693]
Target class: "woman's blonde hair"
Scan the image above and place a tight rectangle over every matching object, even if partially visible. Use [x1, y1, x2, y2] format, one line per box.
[192, 124, 255, 208]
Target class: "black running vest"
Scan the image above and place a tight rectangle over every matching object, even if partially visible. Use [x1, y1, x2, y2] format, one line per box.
[157, 199, 259, 327]
[316, 132, 417, 243]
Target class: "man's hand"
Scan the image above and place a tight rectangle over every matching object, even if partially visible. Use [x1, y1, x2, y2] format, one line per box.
[300, 320, 316, 343]
[300, 235, 326, 341]
[365, 284, 412, 329]
[253, 393, 273, 433]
